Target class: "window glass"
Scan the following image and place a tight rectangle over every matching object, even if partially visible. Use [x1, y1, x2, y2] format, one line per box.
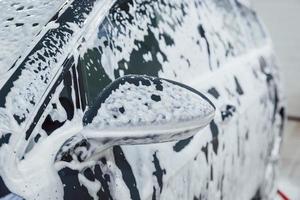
[78, 0, 267, 106]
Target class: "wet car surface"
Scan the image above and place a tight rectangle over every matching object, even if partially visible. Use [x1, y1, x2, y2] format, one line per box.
[0, 0, 285, 199]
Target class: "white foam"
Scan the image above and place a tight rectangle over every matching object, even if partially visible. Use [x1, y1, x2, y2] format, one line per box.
[0, 0, 66, 75]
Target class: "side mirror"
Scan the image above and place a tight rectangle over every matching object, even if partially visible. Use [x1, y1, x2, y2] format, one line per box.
[80, 75, 215, 149]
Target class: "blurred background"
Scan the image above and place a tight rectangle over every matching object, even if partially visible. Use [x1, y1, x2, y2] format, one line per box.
[252, 0, 300, 197]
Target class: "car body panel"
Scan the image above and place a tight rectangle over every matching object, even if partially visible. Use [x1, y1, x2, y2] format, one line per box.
[0, 0, 285, 199]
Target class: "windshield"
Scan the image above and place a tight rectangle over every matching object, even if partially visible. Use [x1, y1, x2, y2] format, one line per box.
[0, 0, 66, 75]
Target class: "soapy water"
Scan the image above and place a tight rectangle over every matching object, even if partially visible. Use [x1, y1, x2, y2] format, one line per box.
[87, 77, 214, 130]
[0, 0, 67, 76]
[0, 0, 284, 199]
[0, 194, 22, 200]
[0, 114, 84, 200]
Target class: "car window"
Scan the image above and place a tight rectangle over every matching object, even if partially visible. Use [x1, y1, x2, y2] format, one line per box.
[77, 0, 267, 107]
[77, 0, 165, 107]
[78, 37, 113, 107]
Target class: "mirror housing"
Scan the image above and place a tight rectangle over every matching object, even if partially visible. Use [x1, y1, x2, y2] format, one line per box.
[81, 75, 215, 148]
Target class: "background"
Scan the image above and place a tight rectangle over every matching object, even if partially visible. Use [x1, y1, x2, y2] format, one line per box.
[252, 0, 300, 197]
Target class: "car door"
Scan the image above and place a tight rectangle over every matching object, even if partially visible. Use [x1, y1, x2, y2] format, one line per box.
[65, 0, 285, 199]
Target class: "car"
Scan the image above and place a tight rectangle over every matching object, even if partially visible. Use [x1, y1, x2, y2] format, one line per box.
[0, 0, 286, 199]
